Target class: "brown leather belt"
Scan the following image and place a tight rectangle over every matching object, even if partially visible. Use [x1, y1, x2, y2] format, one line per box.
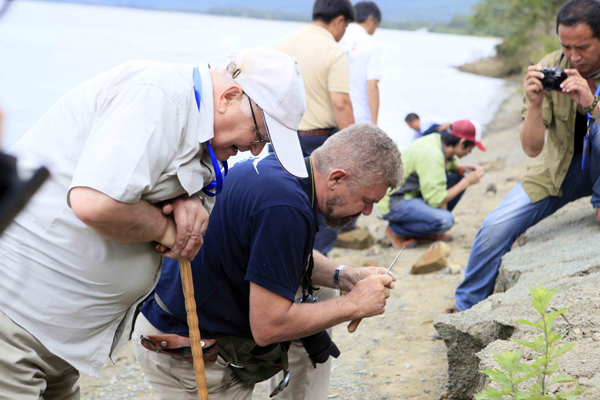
[298, 128, 333, 136]
[140, 334, 218, 363]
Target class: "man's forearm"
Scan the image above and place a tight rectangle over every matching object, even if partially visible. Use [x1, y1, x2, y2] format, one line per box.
[367, 80, 379, 125]
[333, 105, 354, 130]
[249, 283, 359, 346]
[272, 299, 358, 342]
[312, 250, 360, 291]
[311, 250, 339, 288]
[440, 178, 470, 206]
[520, 104, 546, 157]
[330, 92, 355, 130]
[70, 187, 173, 245]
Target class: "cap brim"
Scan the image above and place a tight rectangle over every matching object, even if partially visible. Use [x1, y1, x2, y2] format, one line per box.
[262, 110, 308, 178]
[475, 142, 486, 151]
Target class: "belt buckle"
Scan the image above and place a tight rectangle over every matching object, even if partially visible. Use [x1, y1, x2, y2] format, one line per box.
[269, 370, 291, 398]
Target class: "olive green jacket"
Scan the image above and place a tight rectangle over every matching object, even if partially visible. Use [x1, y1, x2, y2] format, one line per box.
[520, 50, 600, 203]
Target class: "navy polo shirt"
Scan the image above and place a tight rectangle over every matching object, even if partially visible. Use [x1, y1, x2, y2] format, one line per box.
[141, 154, 316, 339]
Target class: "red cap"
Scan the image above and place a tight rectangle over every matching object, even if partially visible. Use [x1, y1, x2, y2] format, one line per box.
[451, 120, 486, 151]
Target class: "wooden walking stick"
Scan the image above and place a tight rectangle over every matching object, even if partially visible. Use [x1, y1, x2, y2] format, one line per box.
[179, 259, 209, 400]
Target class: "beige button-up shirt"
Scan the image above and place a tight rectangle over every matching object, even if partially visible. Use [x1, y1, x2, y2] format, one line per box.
[521, 50, 600, 203]
[276, 24, 350, 131]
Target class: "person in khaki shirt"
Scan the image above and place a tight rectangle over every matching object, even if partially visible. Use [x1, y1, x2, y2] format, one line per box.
[276, 0, 355, 155]
[276, 0, 355, 256]
[452, 0, 600, 313]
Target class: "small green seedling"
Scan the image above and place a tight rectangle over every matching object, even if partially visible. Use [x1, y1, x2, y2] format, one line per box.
[475, 285, 581, 400]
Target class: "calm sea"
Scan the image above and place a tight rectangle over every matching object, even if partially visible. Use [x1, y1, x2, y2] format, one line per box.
[0, 1, 507, 157]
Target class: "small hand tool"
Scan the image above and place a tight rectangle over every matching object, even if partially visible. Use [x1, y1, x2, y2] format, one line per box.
[385, 247, 404, 275]
[347, 247, 405, 333]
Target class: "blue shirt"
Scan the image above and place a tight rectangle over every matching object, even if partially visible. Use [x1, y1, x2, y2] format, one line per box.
[141, 154, 316, 339]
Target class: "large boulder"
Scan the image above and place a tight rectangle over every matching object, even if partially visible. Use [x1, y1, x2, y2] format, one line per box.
[434, 198, 600, 399]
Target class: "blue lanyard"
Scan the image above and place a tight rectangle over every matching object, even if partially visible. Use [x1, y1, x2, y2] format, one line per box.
[582, 84, 600, 169]
[193, 66, 228, 197]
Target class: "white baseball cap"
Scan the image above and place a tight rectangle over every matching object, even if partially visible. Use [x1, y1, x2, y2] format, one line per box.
[228, 47, 308, 178]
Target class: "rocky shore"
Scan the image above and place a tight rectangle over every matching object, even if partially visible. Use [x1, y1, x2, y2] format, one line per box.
[435, 196, 600, 400]
[434, 86, 600, 398]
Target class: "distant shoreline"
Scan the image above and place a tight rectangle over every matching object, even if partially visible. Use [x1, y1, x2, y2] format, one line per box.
[28, 0, 493, 37]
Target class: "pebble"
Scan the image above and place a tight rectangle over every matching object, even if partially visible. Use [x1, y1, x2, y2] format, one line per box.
[446, 264, 462, 275]
[404, 364, 411, 369]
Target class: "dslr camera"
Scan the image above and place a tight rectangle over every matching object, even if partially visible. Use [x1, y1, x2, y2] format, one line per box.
[538, 68, 568, 91]
[298, 294, 341, 368]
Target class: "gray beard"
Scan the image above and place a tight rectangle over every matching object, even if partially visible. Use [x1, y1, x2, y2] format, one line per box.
[322, 196, 361, 230]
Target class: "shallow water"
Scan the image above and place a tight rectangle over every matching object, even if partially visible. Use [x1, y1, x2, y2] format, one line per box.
[0, 1, 506, 155]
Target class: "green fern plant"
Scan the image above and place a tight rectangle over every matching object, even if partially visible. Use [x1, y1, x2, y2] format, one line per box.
[475, 285, 580, 400]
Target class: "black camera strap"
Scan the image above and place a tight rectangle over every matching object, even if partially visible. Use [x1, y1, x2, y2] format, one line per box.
[302, 156, 320, 299]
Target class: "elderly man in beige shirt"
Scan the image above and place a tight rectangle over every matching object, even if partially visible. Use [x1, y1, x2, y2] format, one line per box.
[0, 47, 307, 400]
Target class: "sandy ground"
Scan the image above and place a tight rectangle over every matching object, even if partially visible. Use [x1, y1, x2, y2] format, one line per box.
[79, 77, 538, 400]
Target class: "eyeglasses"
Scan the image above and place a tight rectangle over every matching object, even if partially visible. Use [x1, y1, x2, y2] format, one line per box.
[247, 95, 270, 144]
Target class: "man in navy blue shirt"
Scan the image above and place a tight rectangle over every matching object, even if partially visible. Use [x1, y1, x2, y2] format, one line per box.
[133, 124, 403, 400]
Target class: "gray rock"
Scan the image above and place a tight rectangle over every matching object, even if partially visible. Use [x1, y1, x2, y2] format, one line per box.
[434, 198, 600, 399]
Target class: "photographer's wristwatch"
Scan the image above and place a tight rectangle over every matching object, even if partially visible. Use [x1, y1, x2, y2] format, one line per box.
[333, 265, 348, 290]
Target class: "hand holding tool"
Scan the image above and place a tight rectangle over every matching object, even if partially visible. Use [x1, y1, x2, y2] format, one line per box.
[347, 247, 405, 333]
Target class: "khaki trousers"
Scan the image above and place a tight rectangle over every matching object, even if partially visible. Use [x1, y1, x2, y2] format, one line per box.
[0, 310, 80, 400]
[268, 287, 338, 400]
[268, 340, 332, 400]
[133, 313, 254, 400]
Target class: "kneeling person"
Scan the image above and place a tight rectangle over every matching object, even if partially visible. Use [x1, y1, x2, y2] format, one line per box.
[379, 120, 486, 248]
[133, 124, 402, 399]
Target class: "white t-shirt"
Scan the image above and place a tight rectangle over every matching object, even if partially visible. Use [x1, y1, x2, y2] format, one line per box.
[0, 60, 217, 376]
[339, 24, 382, 124]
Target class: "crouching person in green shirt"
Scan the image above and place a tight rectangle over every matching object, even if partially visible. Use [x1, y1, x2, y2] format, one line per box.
[379, 120, 486, 248]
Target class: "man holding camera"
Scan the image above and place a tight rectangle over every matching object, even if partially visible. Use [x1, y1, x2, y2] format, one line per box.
[452, 0, 600, 313]
[133, 124, 402, 399]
